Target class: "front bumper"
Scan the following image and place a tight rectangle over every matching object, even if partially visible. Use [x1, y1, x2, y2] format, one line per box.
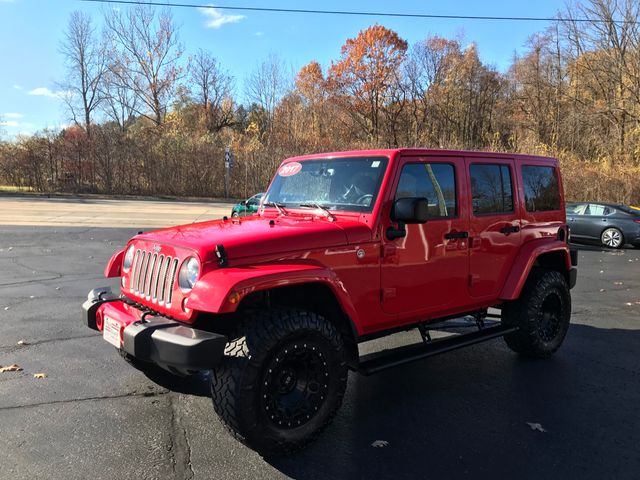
[82, 287, 227, 373]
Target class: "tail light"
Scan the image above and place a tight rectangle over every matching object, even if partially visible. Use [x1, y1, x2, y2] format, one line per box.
[634, 219, 640, 224]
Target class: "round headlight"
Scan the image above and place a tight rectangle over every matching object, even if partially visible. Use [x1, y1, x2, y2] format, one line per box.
[178, 257, 200, 291]
[123, 245, 135, 273]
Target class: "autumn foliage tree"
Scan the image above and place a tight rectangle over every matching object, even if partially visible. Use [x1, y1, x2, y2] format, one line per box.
[328, 25, 408, 143]
[2, 1, 640, 205]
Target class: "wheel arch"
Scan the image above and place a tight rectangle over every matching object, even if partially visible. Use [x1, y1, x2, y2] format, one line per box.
[237, 283, 360, 368]
[187, 265, 361, 367]
[500, 240, 572, 301]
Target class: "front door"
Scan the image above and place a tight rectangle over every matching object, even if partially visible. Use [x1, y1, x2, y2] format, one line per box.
[466, 158, 522, 298]
[566, 203, 588, 238]
[381, 156, 469, 316]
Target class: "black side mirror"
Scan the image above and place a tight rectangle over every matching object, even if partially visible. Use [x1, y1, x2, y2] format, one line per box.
[240, 200, 247, 206]
[387, 197, 428, 240]
[392, 197, 429, 223]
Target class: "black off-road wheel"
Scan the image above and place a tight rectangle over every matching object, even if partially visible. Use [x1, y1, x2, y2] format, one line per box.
[502, 269, 571, 358]
[211, 309, 348, 456]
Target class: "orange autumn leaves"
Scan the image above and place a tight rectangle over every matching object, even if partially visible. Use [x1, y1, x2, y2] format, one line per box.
[328, 25, 408, 142]
[294, 26, 408, 143]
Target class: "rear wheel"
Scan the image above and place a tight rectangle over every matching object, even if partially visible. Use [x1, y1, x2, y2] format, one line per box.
[601, 227, 624, 248]
[211, 309, 348, 456]
[502, 269, 571, 358]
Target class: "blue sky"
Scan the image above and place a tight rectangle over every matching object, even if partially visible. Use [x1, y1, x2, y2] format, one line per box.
[1, 0, 565, 137]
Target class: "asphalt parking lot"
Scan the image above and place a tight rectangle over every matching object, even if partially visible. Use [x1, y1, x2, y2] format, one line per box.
[1, 197, 640, 480]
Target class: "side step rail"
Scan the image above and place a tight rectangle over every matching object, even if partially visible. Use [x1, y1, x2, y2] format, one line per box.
[357, 324, 517, 376]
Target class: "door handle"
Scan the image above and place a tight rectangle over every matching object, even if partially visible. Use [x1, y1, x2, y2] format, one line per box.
[444, 231, 469, 240]
[500, 225, 520, 234]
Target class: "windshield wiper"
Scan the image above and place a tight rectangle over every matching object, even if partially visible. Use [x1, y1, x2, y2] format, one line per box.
[299, 203, 336, 222]
[263, 201, 288, 216]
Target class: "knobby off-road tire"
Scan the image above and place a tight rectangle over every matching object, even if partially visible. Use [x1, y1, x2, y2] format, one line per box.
[211, 309, 348, 456]
[502, 269, 571, 358]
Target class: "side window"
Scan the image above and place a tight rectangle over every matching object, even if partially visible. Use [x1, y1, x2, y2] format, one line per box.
[521, 165, 561, 212]
[587, 204, 606, 216]
[395, 163, 456, 218]
[469, 164, 513, 215]
[567, 204, 586, 215]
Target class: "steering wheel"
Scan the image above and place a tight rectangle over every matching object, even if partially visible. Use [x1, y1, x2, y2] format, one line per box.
[356, 194, 373, 206]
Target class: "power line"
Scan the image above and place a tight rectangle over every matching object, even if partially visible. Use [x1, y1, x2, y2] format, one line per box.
[77, 0, 632, 24]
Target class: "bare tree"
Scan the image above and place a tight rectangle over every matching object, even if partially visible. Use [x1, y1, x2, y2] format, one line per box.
[104, 5, 183, 126]
[189, 49, 235, 132]
[58, 11, 106, 136]
[245, 54, 289, 122]
[100, 64, 139, 132]
[561, 0, 640, 158]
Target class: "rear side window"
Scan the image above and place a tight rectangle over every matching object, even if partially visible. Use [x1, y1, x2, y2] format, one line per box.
[395, 163, 456, 218]
[522, 166, 561, 212]
[585, 204, 611, 216]
[470, 164, 513, 215]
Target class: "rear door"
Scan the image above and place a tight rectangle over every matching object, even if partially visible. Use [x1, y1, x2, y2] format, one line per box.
[467, 158, 522, 298]
[583, 204, 612, 239]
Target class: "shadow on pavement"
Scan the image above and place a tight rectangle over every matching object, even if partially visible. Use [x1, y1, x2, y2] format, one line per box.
[138, 363, 212, 397]
[150, 323, 640, 479]
[265, 323, 640, 480]
[570, 241, 638, 251]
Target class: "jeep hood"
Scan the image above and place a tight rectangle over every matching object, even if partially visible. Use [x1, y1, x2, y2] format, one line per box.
[134, 215, 372, 262]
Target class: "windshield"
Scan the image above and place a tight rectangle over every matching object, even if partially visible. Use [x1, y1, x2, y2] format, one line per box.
[264, 156, 389, 213]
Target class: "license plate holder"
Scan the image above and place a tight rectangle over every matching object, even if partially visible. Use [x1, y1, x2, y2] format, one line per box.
[103, 316, 122, 348]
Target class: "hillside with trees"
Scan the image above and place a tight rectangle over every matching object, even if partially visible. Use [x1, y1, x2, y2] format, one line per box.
[1, 0, 639, 203]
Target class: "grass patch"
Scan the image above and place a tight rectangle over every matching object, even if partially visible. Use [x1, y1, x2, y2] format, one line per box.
[0, 185, 35, 193]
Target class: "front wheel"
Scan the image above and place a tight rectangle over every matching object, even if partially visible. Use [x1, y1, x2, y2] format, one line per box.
[601, 227, 624, 249]
[211, 309, 348, 456]
[502, 269, 571, 358]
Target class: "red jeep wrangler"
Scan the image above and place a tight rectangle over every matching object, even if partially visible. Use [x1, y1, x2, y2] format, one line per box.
[84, 149, 577, 455]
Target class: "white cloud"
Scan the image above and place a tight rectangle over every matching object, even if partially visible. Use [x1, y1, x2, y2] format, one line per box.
[3, 112, 23, 119]
[28, 87, 62, 98]
[254, 31, 263, 37]
[13, 84, 22, 90]
[0, 120, 34, 128]
[200, 5, 245, 29]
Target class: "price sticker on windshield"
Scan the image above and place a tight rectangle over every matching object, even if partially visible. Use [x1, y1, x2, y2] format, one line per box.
[278, 162, 302, 177]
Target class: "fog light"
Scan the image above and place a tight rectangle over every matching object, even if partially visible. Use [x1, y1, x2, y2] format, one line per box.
[228, 292, 240, 305]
